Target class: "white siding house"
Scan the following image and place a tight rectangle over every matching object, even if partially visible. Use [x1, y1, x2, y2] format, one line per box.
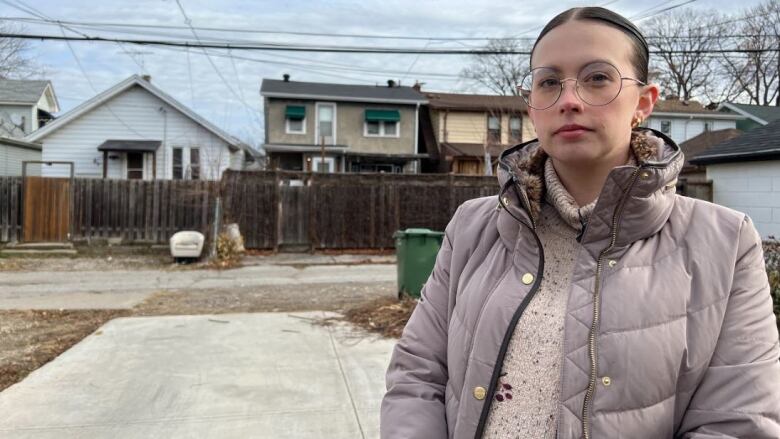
[646, 99, 743, 145]
[0, 79, 59, 138]
[0, 137, 41, 176]
[26, 75, 243, 180]
[690, 118, 780, 239]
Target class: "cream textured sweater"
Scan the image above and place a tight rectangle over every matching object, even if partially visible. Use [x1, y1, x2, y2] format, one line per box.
[482, 154, 635, 438]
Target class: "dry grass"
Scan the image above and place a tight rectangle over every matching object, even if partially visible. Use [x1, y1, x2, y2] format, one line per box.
[0, 309, 129, 391]
[333, 296, 417, 339]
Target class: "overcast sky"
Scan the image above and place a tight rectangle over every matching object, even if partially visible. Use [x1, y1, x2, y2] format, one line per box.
[0, 0, 767, 146]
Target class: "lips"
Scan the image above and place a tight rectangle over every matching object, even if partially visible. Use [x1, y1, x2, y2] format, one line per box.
[554, 124, 592, 135]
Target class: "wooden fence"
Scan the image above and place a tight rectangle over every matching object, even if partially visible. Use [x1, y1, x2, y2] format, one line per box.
[222, 171, 497, 250]
[1, 172, 498, 249]
[0, 177, 22, 242]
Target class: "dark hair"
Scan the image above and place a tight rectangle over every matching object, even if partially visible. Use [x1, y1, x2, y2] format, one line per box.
[530, 7, 649, 82]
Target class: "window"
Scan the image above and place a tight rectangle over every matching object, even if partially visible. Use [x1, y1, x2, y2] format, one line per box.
[364, 120, 399, 137]
[189, 148, 200, 180]
[364, 109, 400, 137]
[316, 103, 335, 144]
[312, 156, 335, 173]
[660, 120, 672, 135]
[127, 152, 143, 180]
[172, 147, 183, 180]
[285, 105, 306, 134]
[509, 116, 522, 142]
[487, 116, 501, 143]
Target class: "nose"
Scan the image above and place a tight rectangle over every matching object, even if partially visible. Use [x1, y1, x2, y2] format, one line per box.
[557, 78, 583, 113]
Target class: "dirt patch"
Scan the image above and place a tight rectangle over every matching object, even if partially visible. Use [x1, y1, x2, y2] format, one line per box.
[326, 296, 417, 338]
[0, 309, 129, 392]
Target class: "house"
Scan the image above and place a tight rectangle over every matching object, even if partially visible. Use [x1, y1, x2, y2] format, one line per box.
[420, 91, 531, 175]
[716, 102, 780, 131]
[645, 99, 743, 145]
[260, 76, 428, 173]
[25, 75, 244, 180]
[0, 137, 42, 176]
[0, 79, 59, 139]
[690, 119, 780, 239]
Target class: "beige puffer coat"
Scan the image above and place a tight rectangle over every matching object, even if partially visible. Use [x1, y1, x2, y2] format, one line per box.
[381, 128, 780, 438]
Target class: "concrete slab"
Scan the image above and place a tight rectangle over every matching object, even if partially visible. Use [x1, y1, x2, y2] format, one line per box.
[0, 312, 396, 439]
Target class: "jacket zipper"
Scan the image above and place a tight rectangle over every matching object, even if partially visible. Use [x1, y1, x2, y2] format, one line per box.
[581, 167, 642, 439]
[474, 185, 544, 438]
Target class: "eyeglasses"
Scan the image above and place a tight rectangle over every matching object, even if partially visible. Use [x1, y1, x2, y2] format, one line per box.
[519, 61, 645, 110]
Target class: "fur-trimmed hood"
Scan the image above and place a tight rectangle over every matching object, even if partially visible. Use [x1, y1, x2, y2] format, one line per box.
[495, 128, 685, 257]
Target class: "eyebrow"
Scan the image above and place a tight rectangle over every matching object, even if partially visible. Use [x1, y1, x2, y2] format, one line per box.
[535, 59, 615, 72]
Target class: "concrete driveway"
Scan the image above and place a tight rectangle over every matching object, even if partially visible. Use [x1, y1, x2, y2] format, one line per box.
[0, 312, 396, 439]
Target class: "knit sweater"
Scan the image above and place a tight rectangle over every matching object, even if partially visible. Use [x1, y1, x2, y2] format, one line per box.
[482, 154, 635, 438]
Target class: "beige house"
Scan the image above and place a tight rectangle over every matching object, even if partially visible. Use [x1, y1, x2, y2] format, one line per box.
[420, 92, 533, 175]
[261, 76, 428, 173]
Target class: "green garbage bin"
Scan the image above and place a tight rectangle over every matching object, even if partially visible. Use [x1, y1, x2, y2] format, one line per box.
[393, 228, 445, 298]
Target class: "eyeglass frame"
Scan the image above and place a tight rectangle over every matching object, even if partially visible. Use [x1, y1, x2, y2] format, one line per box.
[519, 62, 647, 110]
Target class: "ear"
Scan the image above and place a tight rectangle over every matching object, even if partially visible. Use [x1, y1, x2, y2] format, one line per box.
[635, 83, 659, 120]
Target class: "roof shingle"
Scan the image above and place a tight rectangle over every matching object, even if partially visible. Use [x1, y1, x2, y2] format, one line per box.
[260, 79, 426, 103]
[0, 79, 50, 104]
[690, 118, 780, 165]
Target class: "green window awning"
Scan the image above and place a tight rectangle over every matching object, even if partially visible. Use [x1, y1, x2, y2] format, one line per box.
[285, 105, 306, 120]
[365, 109, 400, 122]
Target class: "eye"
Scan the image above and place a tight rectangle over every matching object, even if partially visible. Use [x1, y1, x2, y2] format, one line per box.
[583, 72, 612, 85]
[537, 77, 560, 89]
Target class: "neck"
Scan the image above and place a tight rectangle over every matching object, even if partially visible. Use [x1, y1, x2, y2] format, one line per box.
[551, 148, 631, 207]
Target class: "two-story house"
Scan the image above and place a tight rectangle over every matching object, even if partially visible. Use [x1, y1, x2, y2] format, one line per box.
[0, 79, 59, 176]
[645, 98, 743, 144]
[420, 91, 532, 175]
[0, 79, 59, 138]
[260, 76, 428, 173]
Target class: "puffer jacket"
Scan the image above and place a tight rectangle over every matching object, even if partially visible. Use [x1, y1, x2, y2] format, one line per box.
[380, 128, 780, 439]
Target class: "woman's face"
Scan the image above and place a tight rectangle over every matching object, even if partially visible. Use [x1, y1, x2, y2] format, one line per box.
[527, 20, 658, 166]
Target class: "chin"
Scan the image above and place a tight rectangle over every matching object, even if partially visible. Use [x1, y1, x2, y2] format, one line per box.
[543, 140, 602, 164]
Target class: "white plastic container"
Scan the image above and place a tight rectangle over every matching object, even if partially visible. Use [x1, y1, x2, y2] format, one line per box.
[169, 231, 205, 261]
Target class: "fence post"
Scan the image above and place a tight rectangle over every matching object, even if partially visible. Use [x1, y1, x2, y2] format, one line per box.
[209, 196, 222, 259]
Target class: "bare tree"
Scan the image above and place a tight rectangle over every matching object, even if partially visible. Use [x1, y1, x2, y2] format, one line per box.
[0, 22, 38, 79]
[460, 38, 530, 96]
[717, 0, 780, 106]
[643, 9, 724, 101]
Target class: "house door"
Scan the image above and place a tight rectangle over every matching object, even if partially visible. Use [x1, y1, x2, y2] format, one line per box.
[316, 103, 336, 145]
[127, 152, 144, 180]
[23, 176, 71, 242]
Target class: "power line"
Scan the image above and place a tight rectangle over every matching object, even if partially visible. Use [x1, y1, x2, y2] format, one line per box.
[5, 32, 779, 55]
[173, 0, 262, 126]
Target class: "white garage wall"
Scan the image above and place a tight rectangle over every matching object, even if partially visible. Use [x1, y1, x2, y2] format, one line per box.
[707, 161, 780, 239]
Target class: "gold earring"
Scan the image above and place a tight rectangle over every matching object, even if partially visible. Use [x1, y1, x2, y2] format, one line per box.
[631, 115, 643, 129]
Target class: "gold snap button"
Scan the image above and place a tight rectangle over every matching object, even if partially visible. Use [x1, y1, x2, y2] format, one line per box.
[602, 376, 612, 386]
[608, 260, 617, 268]
[640, 171, 651, 179]
[473, 386, 487, 400]
[521, 273, 534, 285]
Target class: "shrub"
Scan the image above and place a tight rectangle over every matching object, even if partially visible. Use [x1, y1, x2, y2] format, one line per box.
[764, 240, 780, 336]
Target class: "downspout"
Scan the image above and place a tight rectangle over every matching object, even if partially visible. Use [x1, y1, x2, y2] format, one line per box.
[414, 102, 420, 173]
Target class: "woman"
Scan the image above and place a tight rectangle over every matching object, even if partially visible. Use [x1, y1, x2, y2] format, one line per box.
[381, 6, 780, 439]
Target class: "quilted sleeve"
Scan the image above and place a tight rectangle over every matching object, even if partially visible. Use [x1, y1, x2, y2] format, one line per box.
[677, 216, 780, 438]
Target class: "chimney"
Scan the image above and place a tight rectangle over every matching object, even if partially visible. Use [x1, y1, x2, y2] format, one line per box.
[141, 74, 151, 83]
[387, 79, 396, 88]
[412, 81, 422, 91]
[283, 73, 290, 82]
